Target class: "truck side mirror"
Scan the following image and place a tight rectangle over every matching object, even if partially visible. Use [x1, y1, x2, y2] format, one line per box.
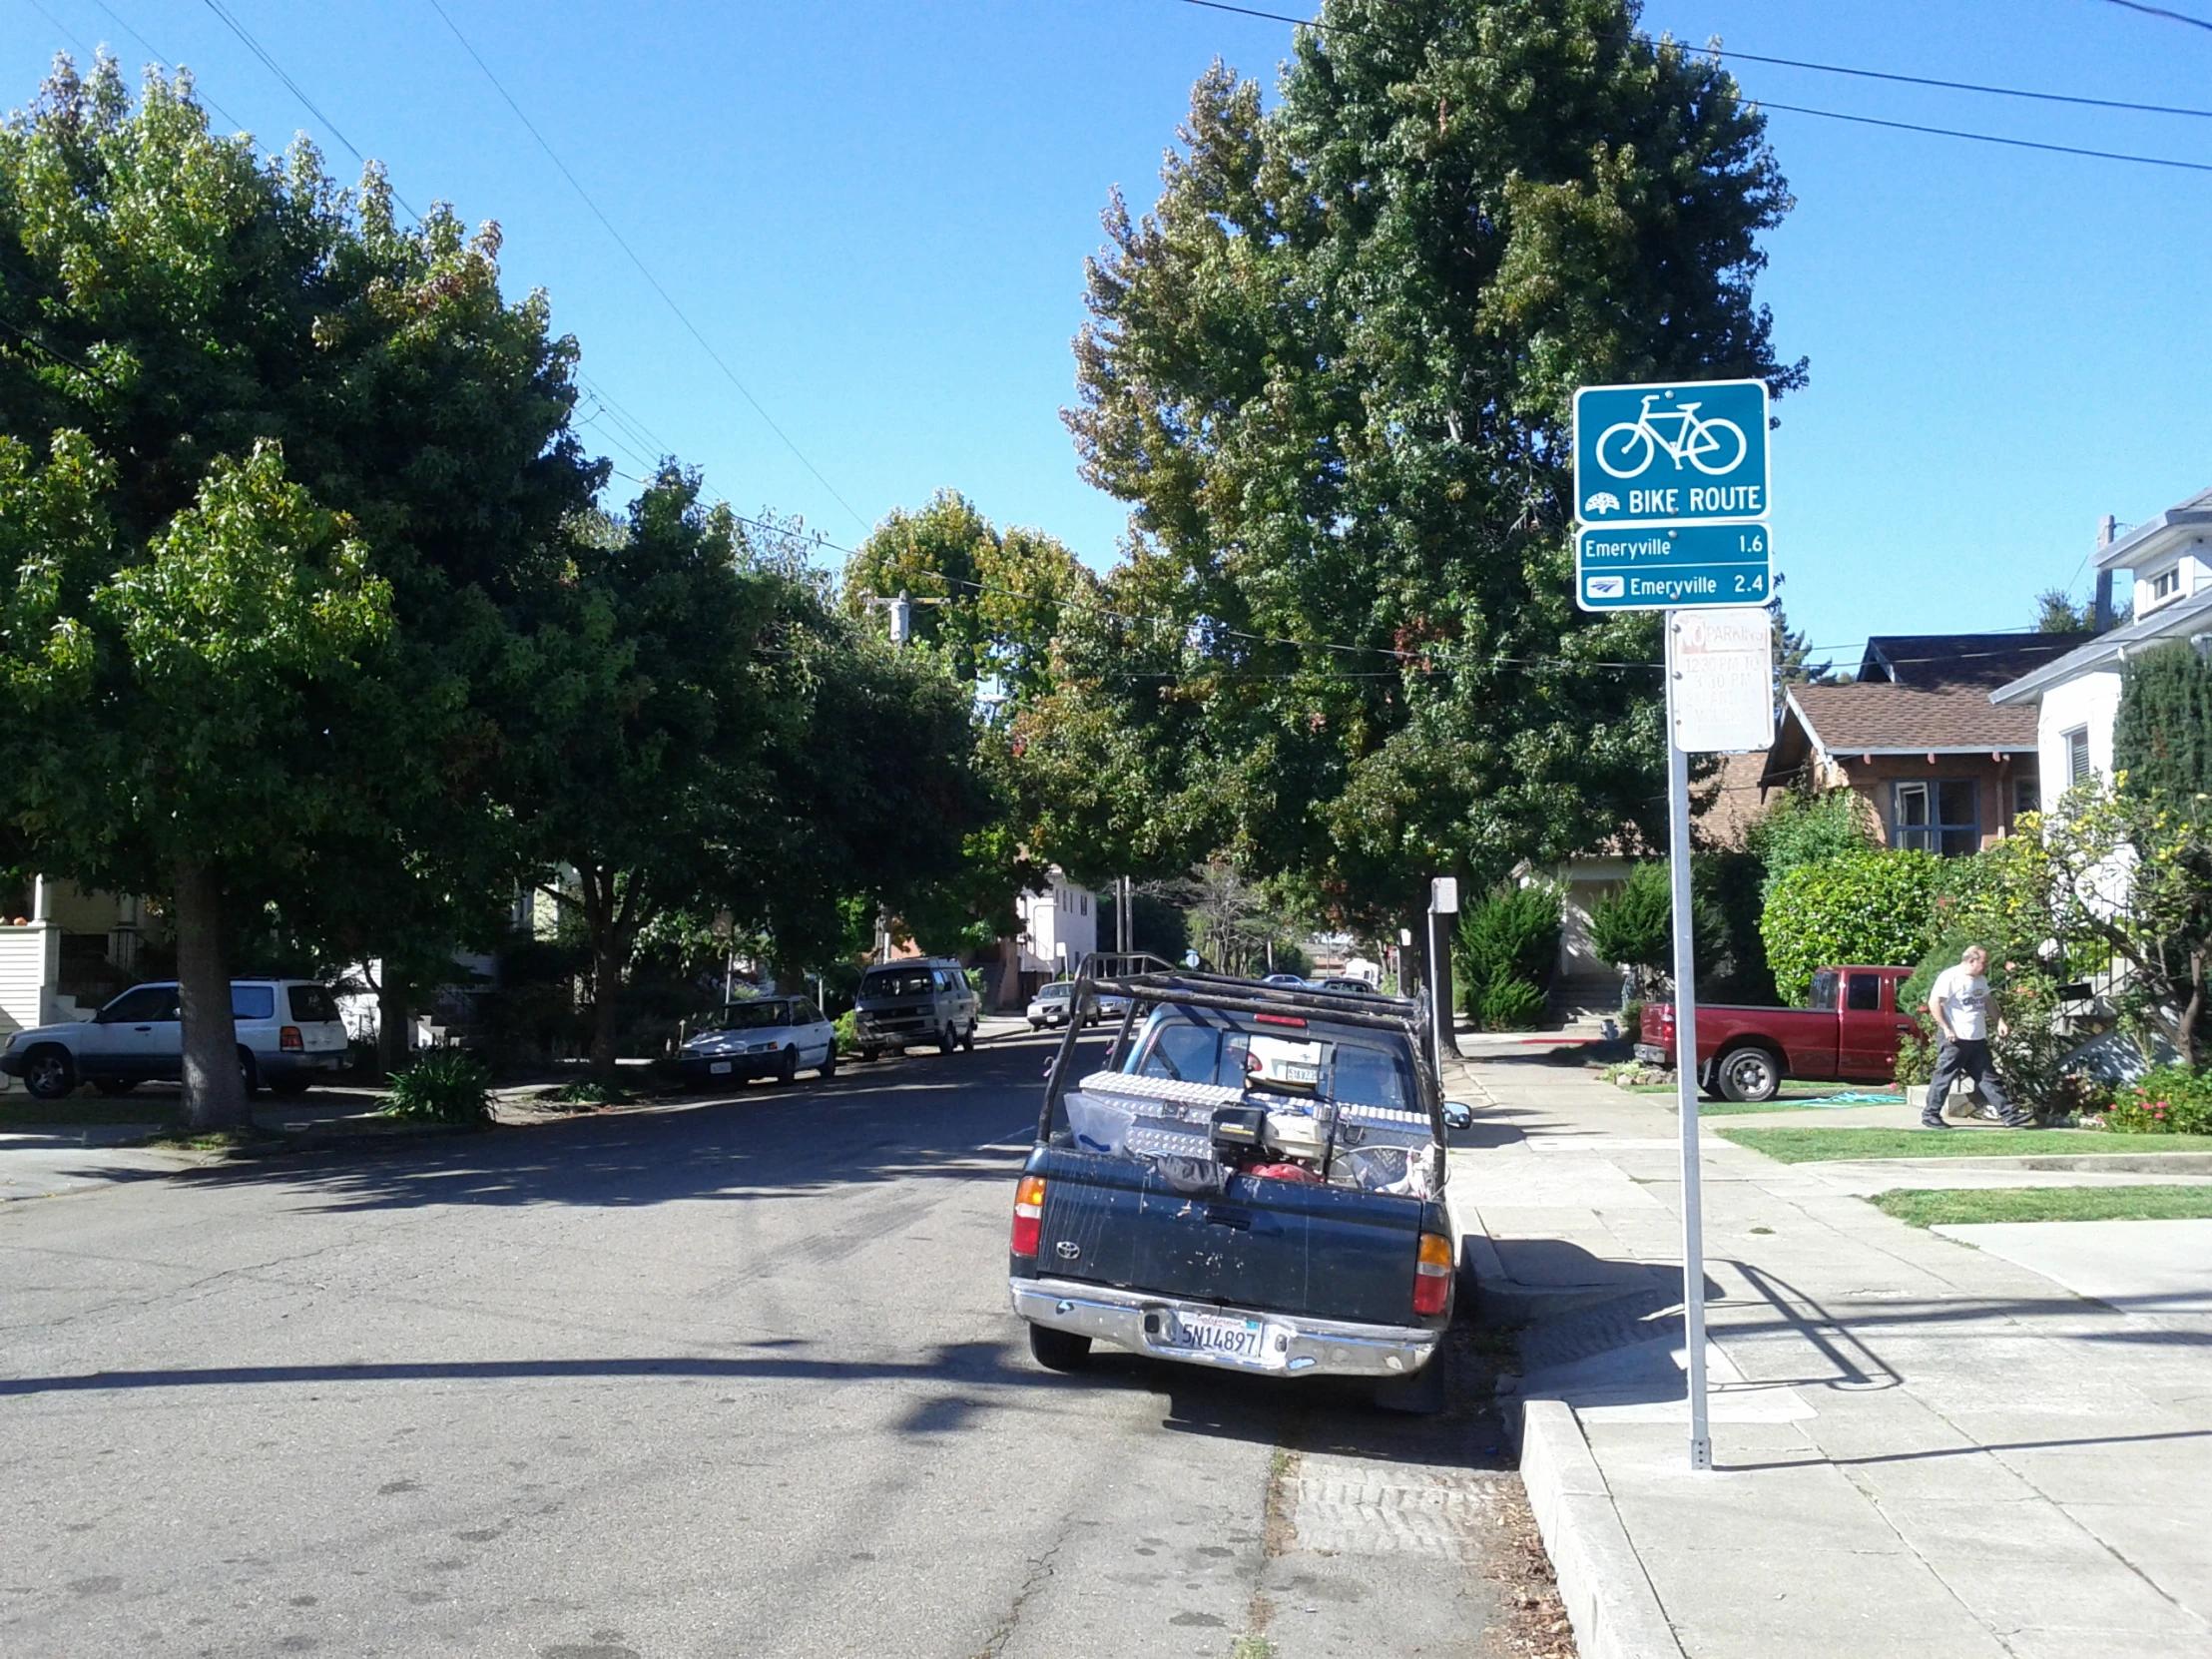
[1441, 1102, 1474, 1131]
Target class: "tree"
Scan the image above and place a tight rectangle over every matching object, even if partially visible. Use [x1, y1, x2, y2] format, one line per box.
[1772, 605, 1835, 705]
[1049, 1, 1803, 929]
[2113, 641, 2212, 805]
[2034, 588, 2091, 633]
[1745, 789, 1879, 898]
[0, 59, 598, 1118]
[0, 436, 389, 1122]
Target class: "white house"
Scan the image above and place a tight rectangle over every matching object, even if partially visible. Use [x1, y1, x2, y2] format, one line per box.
[1992, 492, 2212, 782]
[1016, 868, 1098, 983]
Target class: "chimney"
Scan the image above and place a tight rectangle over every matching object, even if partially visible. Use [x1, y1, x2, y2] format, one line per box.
[2092, 514, 2116, 634]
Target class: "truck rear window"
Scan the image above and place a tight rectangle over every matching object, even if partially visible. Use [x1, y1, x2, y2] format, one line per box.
[1808, 970, 1839, 1013]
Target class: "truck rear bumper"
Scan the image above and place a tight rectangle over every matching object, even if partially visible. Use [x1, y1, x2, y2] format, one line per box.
[1009, 1275, 1439, 1380]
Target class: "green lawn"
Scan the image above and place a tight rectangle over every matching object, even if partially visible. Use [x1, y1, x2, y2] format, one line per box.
[1719, 1126, 2212, 1164]
[1869, 1186, 2212, 1227]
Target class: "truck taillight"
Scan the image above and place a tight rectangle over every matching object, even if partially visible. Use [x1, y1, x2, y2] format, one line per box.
[1413, 1232, 1453, 1316]
[1010, 1175, 1046, 1259]
[279, 1026, 302, 1052]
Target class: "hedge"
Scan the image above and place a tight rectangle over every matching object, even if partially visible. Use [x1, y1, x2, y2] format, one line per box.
[1759, 849, 1942, 1004]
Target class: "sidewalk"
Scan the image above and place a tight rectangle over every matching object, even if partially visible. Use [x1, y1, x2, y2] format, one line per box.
[1446, 1049, 2212, 1659]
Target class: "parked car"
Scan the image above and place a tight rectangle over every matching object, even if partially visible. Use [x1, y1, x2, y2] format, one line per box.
[1636, 964, 1920, 1102]
[1027, 980, 1081, 1029]
[0, 979, 348, 1101]
[1314, 976, 1377, 995]
[853, 958, 980, 1059]
[1261, 972, 1311, 988]
[1008, 968, 1477, 1408]
[679, 996, 837, 1086]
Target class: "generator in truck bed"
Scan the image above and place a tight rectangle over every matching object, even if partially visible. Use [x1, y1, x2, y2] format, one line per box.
[1005, 968, 1474, 1408]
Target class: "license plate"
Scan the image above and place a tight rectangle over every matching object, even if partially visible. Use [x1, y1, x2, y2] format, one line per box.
[1167, 1313, 1287, 1369]
[710, 1061, 731, 1075]
[1276, 1062, 1320, 1085]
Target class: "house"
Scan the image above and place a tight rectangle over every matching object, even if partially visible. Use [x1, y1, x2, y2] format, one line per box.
[1759, 632, 2092, 854]
[1991, 494, 2212, 784]
[1010, 867, 1097, 997]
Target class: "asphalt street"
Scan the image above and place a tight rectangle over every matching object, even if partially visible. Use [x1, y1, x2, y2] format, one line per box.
[0, 1030, 1535, 1659]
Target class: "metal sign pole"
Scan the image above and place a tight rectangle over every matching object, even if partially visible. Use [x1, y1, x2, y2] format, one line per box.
[1664, 613, 1713, 1471]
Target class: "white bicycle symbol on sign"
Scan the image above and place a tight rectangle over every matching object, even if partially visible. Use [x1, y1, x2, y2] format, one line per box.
[1594, 394, 1748, 479]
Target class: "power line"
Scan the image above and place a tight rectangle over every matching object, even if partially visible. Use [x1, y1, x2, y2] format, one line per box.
[422, 0, 870, 534]
[195, 0, 419, 216]
[19, 0, 88, 55]
[2101, 0, 2212, 33]
[1163, 0, 2212, 174]
[86, 0, 244, 130]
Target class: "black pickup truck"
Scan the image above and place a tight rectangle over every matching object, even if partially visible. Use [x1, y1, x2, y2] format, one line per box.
[1005, 969, 1473, 1408]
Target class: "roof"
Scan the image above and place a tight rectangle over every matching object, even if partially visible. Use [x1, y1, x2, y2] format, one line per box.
[1761, 683, 2038, 788]
[1990, 589, 2212, 705]
[1859, 633, 2093, 690]
[2097, 487, 2212, 572]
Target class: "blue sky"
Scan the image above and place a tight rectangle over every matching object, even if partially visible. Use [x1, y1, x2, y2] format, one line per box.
[4, 0, 2209, 665]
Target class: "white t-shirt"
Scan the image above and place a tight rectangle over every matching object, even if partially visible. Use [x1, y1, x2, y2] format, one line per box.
[1930, 965, 1989, 1043]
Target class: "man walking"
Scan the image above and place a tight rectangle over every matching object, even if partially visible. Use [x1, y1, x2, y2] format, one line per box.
[1923, 944, 2029, 1129]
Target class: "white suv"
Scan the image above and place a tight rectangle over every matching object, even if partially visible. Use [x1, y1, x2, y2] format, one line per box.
[0, 979, 350, 1101]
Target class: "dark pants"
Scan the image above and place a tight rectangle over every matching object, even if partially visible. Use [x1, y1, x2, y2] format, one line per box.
[1928, 1038, 2012, 1120]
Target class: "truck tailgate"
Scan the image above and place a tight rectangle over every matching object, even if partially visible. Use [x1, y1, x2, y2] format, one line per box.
[1027, 1146, 1437, 1326]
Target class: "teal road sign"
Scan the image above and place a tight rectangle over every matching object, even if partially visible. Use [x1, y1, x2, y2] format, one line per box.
[1576, 522, 1771, 613]
[1573, 379, 1768, 526]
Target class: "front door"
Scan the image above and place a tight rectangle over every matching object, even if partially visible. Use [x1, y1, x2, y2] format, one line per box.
[82, 984, 179, 1080]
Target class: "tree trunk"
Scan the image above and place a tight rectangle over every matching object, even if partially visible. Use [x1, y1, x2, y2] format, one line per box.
[589, 936, 624, 1081]
[377, 967, 411, 1080]
[174, 857, 248, 1130]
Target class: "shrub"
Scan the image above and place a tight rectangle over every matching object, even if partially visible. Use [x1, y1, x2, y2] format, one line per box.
[554, 1077, 622, 1105]
[2102, 1066, 2212, 1135]
[1893, 1030, 1935, 1086]
[2113, 640, 2212, 803]
[380, 1051, 492, 1125]
[1620, 997, 1646, 1038]
[1588, 861, 1672, 975]
[1456, 882, 1562, 1026]
[1746, 789, 1878, 898]
[1478, 977, 1548, 1031]
[1760, 849, 1942, 1004]
[833, 1009, 858, 1055]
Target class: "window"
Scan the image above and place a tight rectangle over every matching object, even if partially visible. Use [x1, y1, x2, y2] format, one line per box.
[1893, 780, 1979, 856]
[2014, 777, 2039, 821]
[231, 985, 276, 1020]
[2064, 727, 2091, 785]
[285, 985, 339, 1024]
[100, 984, 176, 1023]
[2144, 565, 2180, 609]
[796, 1001, 824, 1025]
[1845, 972, 1882, 1012]
[1808, 971, 1839, 1013]
[1079, 893, 1088, 915]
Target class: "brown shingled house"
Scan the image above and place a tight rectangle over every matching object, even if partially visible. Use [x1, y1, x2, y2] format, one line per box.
[1760, 633, 2092, 854]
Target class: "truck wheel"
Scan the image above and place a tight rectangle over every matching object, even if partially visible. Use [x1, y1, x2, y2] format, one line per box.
[1027, 1322, 1092, 1373]
[857, 1046, 879, 1063]
[1375, 1345, 1451, 1414]
[23, 1046, 76, 1100]
[961, 1022, 975, 1052]
[937, 1023, 959, 1054]
[92, 1077, 137, 1097]
[1716, 1045, 1782, 1104]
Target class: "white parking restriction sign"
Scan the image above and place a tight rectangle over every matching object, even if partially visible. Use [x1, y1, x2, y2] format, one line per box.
[1668, 608, 1774, 753]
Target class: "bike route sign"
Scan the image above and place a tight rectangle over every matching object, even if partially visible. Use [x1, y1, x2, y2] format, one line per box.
[1575, 522, 1771, 613]
[1573, 379, 1768, 527]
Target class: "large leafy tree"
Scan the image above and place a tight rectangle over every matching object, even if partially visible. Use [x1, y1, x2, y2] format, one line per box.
[1041, 0, 1802, 929]
[503, 471, 993, 1077]
[0, 60, 596, 1123]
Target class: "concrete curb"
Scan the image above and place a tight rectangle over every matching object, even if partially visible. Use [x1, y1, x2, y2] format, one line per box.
[1516, 1397, 1686, 1659]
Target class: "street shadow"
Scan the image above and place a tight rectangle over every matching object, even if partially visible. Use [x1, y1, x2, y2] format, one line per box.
[157, 1047, 1058, 1214]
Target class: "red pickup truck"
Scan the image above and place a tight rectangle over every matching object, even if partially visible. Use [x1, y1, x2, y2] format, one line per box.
[1636, 965, 1920, 1103]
